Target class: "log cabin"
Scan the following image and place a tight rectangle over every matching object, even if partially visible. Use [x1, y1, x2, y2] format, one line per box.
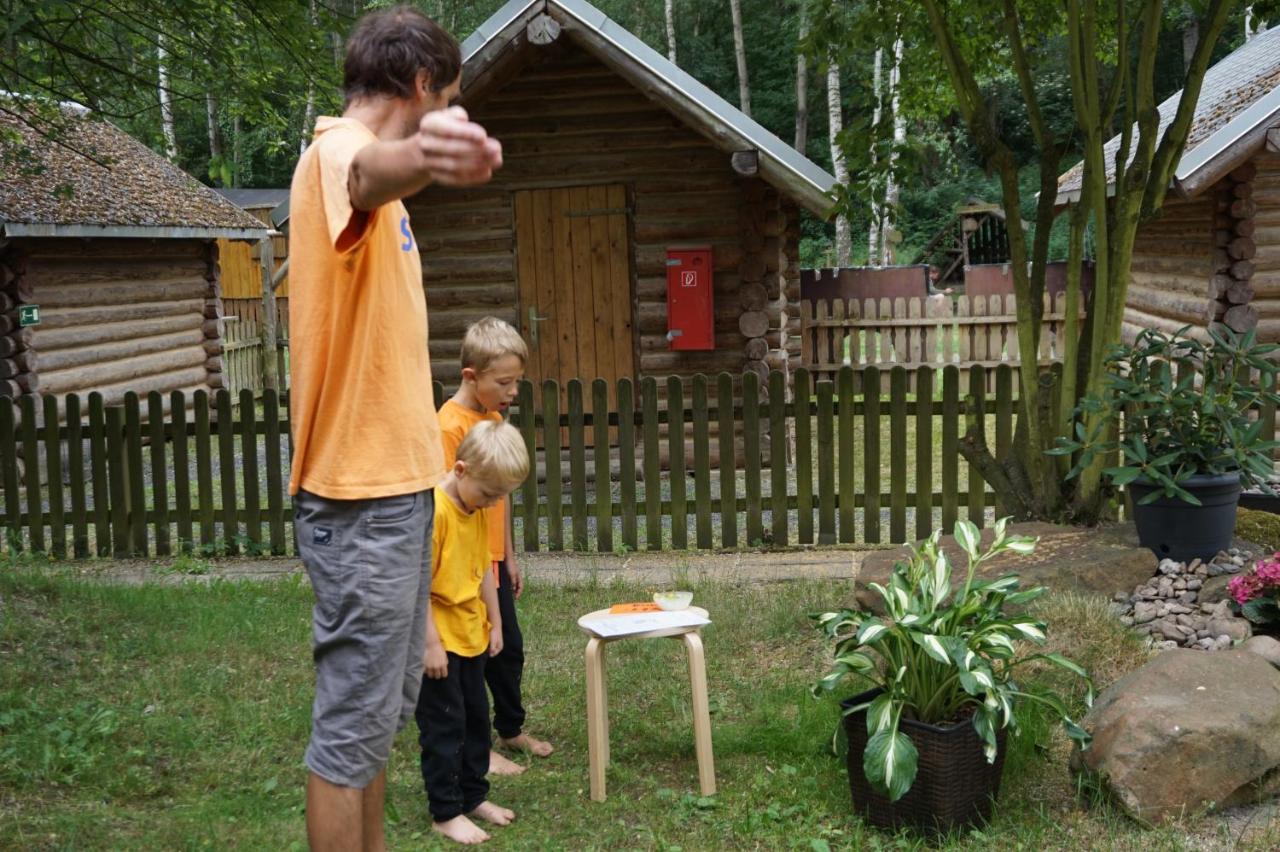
[0, 101, 267, 411]
[1055, 25, 1280, 346]
[413, 0, 836, 394]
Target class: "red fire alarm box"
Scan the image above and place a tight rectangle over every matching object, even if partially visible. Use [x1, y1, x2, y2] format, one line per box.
[665, 246, 714, 350]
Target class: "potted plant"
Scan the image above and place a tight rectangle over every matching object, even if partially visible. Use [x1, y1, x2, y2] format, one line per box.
[812, 520, 1092, 835]
[1051, 326, 1280, 562]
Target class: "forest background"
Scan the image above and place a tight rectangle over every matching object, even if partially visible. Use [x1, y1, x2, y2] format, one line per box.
[0, 1, 1270, 268]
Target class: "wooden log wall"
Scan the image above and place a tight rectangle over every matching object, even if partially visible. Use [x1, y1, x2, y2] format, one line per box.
[0, 243, 37, 398]
[1207, 163, 1261, 336]
[410, 41, 801, 392]
[1250, 153, 1280, 343]
[20, 238, 217, 411]
[1124, 193, 1217, 343]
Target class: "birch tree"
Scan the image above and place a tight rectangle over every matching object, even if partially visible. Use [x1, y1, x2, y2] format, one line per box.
[881, 35, 905, 265]
[868, 47, 883, 264]
[729, 0, 752, 116]
[157, 36, 178, 161]
[795, 1, 810, 151]
[665, 0, 678, 63]
[828, 58, 851, 266]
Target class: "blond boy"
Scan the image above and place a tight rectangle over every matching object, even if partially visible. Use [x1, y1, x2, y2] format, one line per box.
[416, 421, 529, 845]
[436, 317, 553, 775]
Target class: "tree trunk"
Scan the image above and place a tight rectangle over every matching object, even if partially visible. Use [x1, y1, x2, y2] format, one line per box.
[794, 2, 808, 152]
[1182, 19, 1199, 74]
[828, 58, 850, 266]
[1245, 6, 1259, 40]
[883, 36, 906, 266]
[729, 0, 752, 116]
[206, 93, 221, 161]
[157, 37, 177, 161]
[868, 48, 883, 265]
[232, 113, 241, 188]
[301, 0, 318, 154]
[665, 0, 678, 63]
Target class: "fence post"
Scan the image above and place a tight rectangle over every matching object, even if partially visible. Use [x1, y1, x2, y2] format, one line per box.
[259, 233, 280, 393]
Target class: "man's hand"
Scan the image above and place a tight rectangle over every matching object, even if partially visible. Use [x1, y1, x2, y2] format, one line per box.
[417, 106, 503, 186]
[423, 640, 448, 680]
[507, 558, 523, 599]
[489, 625, 504, 657]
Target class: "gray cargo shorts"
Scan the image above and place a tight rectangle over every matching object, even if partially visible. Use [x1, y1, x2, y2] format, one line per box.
[296, 487, 434, 789]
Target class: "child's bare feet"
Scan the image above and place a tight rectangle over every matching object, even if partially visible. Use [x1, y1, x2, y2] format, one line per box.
[498, 732, 554, 757]
[488, 749, 525, 775]
[469, 800, 516, 826]
[433, 815, 490, 845]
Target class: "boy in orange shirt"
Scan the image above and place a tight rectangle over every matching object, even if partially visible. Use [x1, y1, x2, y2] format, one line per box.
[417, 421, 529, 845]
[436, 318, 554, 775]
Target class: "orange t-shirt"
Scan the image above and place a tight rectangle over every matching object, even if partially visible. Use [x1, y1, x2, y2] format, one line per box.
[437, 399, 507, 562]
[287, 116, 445, 499]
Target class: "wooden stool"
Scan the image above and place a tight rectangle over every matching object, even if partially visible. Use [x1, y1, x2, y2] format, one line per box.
[576, 606, 716, 802]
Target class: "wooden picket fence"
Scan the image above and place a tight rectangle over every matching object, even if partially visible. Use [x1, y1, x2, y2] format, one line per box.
[222, 298, 290, 399]
[0, 366, 1026, 559]
[800, 292, 1082, 390]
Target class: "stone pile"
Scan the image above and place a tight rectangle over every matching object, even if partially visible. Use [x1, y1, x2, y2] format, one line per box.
[1114, 548, 1255, 651]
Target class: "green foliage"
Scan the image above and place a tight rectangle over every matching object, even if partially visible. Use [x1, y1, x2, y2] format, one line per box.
[1050, 327, 1280, 504]
[811, 519, 1093, 802]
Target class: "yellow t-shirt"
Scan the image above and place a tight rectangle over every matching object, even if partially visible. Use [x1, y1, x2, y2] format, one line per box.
[431, 487, 492, 657]
[437, 400, 506, 562]
[286, 116, 445, 499]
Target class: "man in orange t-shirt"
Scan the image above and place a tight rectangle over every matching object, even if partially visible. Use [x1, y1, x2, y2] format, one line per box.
[287, 7, 502, 851]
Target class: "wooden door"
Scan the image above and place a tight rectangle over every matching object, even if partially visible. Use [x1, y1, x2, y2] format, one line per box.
[513, 184, 635, 394]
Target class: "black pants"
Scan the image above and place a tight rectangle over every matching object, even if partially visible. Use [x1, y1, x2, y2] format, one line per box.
[415, 651, 490, 821]
[485, 560, 526, 739]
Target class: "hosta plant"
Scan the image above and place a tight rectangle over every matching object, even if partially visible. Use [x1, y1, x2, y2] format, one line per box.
[812, 519, 1093, 802]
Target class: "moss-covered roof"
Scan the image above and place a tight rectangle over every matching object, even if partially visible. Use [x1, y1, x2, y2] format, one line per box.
[0, 102, 265, 236]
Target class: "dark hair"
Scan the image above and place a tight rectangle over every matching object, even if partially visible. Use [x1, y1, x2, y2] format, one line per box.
[343, 5, 461, 107]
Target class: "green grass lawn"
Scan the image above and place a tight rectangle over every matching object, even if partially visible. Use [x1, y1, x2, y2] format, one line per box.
[2, 563, 1277, 850]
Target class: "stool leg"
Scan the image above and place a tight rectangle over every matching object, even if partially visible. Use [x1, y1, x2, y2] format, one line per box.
[585, 637, 608, 801]
[598, 641, 610, 767]
[682, 631, 716, 796]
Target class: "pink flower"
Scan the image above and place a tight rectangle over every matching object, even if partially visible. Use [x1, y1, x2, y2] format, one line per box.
[1230, 573, 1264, 605]
[1256, 558, 1280, 588]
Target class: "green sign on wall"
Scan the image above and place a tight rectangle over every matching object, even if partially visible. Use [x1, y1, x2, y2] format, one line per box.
[18, 304, 39, 327]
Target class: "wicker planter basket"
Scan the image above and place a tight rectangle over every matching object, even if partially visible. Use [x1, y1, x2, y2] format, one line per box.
[841, 688, 1007, 835]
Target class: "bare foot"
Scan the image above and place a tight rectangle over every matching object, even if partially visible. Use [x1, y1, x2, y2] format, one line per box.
[488, 749, 525, 776]
[433, 815, 490, 845]
[469, 800, 515, 826]
[498, 732, 554, 757]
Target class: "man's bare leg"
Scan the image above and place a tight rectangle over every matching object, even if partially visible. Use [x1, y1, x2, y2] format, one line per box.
[307, 772, 364, 852]
[360, 769, 387, 852]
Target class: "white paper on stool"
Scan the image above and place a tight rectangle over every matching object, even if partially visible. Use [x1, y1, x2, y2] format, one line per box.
[580, 609, 710, 637]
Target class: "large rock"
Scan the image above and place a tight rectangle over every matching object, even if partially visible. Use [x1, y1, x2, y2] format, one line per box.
[1071, 649, 1280, 825]
[856, 522, 1155, 611]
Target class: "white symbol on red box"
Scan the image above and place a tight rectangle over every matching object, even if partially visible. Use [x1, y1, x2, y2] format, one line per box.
[681, 270, 697, 287]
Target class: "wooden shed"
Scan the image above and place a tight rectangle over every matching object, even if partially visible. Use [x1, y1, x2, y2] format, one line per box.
[413, 0, 835, 392]
[214, 188, 290, 395]
[1055, 26, 1280, 345]
[0, 102, 267, 410]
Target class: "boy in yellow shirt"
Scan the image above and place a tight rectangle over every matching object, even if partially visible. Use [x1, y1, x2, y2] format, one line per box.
[416, 420, 529, 845]
[436, 318, 554, 776]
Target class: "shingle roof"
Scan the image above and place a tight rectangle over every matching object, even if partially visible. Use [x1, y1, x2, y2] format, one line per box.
[1056, 26, 1280, 203]
[462, 0, 836, 216]
[214, 188, 289, 210]
[0, 102, 266, 238]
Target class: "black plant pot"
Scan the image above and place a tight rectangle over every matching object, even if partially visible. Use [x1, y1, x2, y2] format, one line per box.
[841, 688, 1006, 836]
[1128, 472, 1242, 562]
